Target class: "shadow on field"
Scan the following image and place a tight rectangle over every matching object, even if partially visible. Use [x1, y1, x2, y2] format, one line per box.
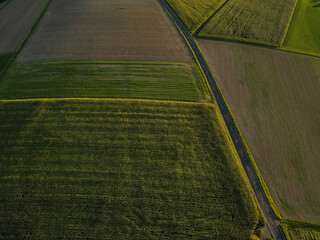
[311, 0, 319, 2]
[312, 3, 320, 7]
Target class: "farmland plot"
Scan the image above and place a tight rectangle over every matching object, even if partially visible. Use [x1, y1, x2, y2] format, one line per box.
[0, 0, 49, 53]
[0, 61, 211, 102]
[198, 0, 297, 46]
[198, 39, 320, 223]
[0, 99, 260, 239]
[282, 0, 320, 56]
[17, 0, 191, 63]
[165, 0, 226, 33]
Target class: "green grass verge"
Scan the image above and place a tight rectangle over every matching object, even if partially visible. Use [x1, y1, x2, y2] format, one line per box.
[0, 99, 260, 239]
[0, 61, 211, 102]
[282, 0, 320, 56]
[281, 220, 320, 240]
[165, 0, 226, 34]
[198, 0, 297, 46]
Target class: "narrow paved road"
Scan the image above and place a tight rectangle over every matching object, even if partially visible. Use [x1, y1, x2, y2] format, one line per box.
[158, 0, 286, 239]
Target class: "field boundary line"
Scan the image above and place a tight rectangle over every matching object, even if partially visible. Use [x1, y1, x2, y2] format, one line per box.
[280, 0, 300, 47]
[193, 0, 230, 37]
[0, 0, 52, 81]
[0, 97, 210, 106]
[0, 0, 11, 12]
[197, 36, 320, 59]
[197, 34, 279, 48]
[31, 60, 189, 66]
[280, 46, 320, 58]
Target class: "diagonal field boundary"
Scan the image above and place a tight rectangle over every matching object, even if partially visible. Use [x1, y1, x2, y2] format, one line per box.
[0, 0, 52, 80]
[158, 0, 287, 239]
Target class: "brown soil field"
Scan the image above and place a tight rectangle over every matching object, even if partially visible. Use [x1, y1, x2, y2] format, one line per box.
[0, 0, 48, 54]
[198, 39, 320, 223]
[17, 0, 192, 63]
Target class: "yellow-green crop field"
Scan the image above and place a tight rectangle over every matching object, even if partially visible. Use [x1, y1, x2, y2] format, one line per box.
[0, 99, 261, 239]
[0, 61, 211, 102]
[165, 0, 226, 33]
[198, 0, 297, 46]
[282, 0, 320, 56]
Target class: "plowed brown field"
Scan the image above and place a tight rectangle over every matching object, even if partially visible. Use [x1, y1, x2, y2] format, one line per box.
[17, 0, 191, 63]
[198, 39, 320, 223]
[0, 0, 48, 53]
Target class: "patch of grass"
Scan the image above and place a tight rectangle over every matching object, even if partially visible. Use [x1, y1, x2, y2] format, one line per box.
[165, 0, 226, 33]
[0, 99, 260, 239]
[282, 0, 320, 56]
[281, 220, 320, 240]
[0, 61, 211, 102]
[198, 0, 297, 46]
[0, 53, 13, 74]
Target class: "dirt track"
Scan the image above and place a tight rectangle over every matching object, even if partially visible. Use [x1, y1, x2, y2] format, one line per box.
[0, 0, 48, 53]
[17, 0, 191, 63]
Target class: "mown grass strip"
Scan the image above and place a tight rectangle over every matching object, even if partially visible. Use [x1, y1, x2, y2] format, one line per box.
[0, 99, 260, 239]
[0, 61, 211, 102]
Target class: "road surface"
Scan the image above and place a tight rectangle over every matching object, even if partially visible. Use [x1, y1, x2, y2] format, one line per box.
[158, 0, 286, 239]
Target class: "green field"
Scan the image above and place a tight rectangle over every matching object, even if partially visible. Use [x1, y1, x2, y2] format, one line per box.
[165, 0, 226, 33]
[289, 228, 320, 240]
[198, 0, 297, 46]
[282, 220, 320, 240]
[282, 0, 320, 56]
[0, 99, 260, 239]
[0, 61, 211, 102]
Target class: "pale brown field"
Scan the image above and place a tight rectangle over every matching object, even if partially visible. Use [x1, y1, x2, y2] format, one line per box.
[17, 0, 192, 63]
[0, 0, 48, 53]
[198, 39, 320, 223]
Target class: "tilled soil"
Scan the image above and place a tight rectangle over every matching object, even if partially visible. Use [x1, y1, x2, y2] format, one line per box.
[17, 0, 192, 63]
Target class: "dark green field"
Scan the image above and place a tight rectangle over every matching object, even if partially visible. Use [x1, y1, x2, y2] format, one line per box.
[0, 61, 211, 102]
[0, 53, 13, 74]
[0, 99, 260, 239]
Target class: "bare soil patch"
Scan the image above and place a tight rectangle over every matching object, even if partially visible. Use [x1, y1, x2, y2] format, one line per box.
[198, 39, 320, 223]
[0, 0, 48, 53]
[17, 0, 192, 63]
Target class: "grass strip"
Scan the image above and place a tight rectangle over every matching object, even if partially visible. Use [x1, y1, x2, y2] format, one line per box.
[0, 61, 211, 102]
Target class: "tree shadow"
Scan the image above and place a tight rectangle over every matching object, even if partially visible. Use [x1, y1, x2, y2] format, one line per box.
[311, 0, 319, 3]
[312, 3, 320, 7]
